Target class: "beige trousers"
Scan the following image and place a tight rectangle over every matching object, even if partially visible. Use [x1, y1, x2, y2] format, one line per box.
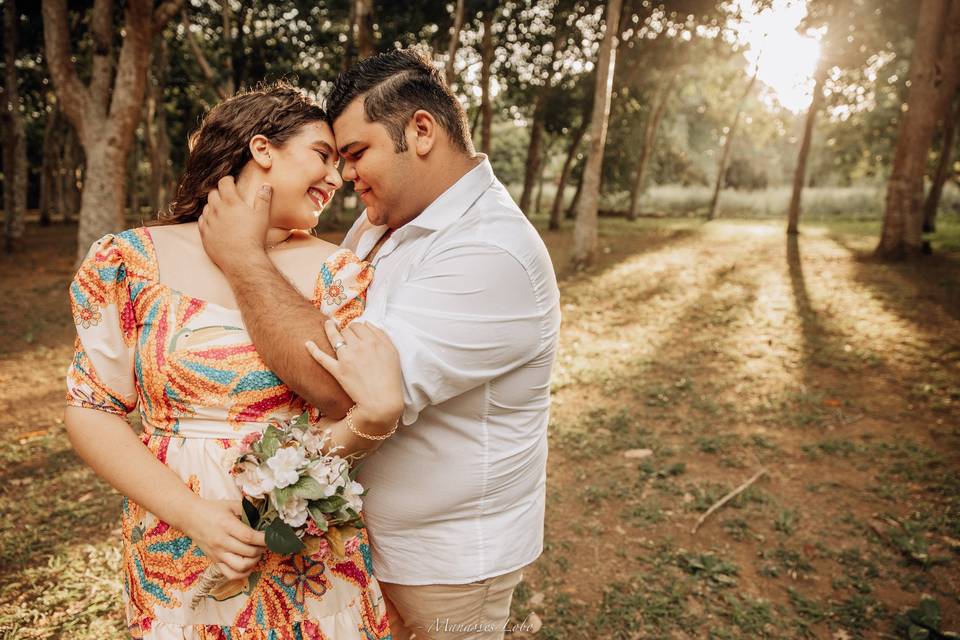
[380, 568, 525, 640]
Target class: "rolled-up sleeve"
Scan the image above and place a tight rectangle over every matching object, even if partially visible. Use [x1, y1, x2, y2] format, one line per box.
[367, 242, 547, 425]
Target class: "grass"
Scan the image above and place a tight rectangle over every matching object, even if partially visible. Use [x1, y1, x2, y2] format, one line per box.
[2, 214, 959, 639]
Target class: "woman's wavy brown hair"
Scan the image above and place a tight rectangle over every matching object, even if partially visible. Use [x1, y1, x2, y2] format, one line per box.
[154, 81, 327, 225]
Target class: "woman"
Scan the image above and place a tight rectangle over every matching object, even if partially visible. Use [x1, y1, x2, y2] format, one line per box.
[65, 83, 400, 639]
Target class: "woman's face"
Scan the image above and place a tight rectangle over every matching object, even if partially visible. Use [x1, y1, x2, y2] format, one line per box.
[263, 121, 343, 230]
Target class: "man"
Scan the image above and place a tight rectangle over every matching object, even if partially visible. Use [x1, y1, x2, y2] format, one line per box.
[199, 48, 560, 639]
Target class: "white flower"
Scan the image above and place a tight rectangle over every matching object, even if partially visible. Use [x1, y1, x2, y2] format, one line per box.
[221, 446, 243, 474]
[267, 445, 307, 489]
[236, 462, 276, 500]
[322, 459, 350, 496]
[299, 428, 330, 456]
[277, 495, 309, 528]
[342, 480, 364, 512]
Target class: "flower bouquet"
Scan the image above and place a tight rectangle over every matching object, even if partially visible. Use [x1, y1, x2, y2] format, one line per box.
[191, 413, 365, 608]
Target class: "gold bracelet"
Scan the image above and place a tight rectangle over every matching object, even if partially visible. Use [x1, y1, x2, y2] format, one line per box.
[346, 404, 399, 441]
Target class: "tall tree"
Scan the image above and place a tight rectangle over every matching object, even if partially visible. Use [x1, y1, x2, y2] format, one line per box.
[39, 104, 61, 226]
[876, 0, 960, 259]
[145, 36, 173, 214]
[3, 0, 27, 252]
[627, 73, 677, 221]
[550, 115, 588, 230]
[786, 60, 829, 234]
[923, 94, 959, 233]
[355, 0, 376, 59]
[60, 122, 83, 223]
[706, 65, 758, 221]
[42, 0, 185, 259]
[181, 3, 235, 100]
[518, 26, 565, 215]
[478, 1, 496, 155]
[445, 0, 466, 86]
[571, 0, 622, 269]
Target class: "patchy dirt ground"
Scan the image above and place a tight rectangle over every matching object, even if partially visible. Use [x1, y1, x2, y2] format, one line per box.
[1, 218, 958, 639]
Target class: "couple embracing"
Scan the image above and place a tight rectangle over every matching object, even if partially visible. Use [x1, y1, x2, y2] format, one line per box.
[64, 48, 560, 639]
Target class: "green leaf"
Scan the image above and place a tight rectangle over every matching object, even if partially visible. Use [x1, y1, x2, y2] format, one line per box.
[273, 485, 296, 508]
[265, 518, 305, 555]
[313, 495, 348, 513]
[241, 497, 261, 530]
[308, 506, 329, 532]
[259, 426, 284, 458]
[291, 412, 310, 428]
[292, 477, 325, 500]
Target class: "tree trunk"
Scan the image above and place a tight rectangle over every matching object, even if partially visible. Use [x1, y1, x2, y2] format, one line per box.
[566, 166, 585, 220]
[628, 74, 677, 221]
[40, 106, 64, 227]
[923, 94, 960, 233]
[707, 68, 759, 221]
[146, 36, 172, 214]
[355, 0, 375, 59]
[571, 0, 622, 269]
[534, 136, 555, 215]
[61, 124, 83, 223]
[479, 5, 495, 155]
[550, 117, 588, 230]
[42, 0, 182, 258]
[3, 0, 27, 252]
[519, 95, 547, 215]
[182, 7, 233, 100]
[445, 0, 465, 86]
[78, 140, 129, 255]
[877, 0, 960, 259]
[220, 0, 235, 96]
[128, 132, 141, 220]
[786, 61, 829, 235]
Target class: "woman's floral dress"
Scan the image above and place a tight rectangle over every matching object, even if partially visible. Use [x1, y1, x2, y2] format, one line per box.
[65, 227, 391, 640]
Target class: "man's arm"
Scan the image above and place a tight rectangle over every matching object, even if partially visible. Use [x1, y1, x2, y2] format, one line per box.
[372, 241, 558, 425]
[198, 178, 353, 418]
[224, 252, 353, 417]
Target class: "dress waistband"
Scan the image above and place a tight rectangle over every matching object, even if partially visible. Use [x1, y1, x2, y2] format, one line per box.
[142, 416, 277, 440]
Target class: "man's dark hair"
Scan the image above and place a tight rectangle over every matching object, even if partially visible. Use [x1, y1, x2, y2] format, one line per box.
[325, 48, 474, 154]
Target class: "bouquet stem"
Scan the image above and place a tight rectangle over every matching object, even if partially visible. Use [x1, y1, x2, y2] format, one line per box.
[190, 563, 226, 610]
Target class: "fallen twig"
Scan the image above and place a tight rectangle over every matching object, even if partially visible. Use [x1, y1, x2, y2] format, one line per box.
[691, 468, 767, 534]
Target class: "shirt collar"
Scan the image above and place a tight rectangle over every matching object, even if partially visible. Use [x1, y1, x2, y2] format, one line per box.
[402, 155, 495, 233]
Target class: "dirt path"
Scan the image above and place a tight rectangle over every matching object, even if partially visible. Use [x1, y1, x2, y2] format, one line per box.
[1, 220, 957, 639]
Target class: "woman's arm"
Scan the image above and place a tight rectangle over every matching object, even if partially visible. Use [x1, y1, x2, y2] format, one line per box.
[305, 319, 405, 459]
[65, 407, 266, 580]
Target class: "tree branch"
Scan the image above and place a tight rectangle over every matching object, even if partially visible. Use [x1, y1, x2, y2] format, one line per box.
[40, 0, 90, 139]
[88, 0, 115, 114]
[180, 9, 230, 100]
[153, 0, 186, 37]
[107, 0, 152, 142]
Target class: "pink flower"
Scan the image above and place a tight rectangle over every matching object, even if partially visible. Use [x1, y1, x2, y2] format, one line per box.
[344, 535, 361, 556]
[240, 431, 260, 453]
[306, 518, 325, 537]
[309, 537, 331, 562]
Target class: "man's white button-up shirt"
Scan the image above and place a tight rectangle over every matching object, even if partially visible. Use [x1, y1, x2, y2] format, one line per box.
[340, 157, 561, 585]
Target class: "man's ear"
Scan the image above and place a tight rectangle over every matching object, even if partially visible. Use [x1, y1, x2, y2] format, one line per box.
[410, 110, 437, 157]
[249, 134, 273, 169]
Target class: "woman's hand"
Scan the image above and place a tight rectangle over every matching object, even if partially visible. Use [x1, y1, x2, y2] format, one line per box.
[305, 320, 403, 434]
[182, 498, 267, 580]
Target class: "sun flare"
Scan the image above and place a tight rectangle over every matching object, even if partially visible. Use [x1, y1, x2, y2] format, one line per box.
[734, 0, 822, 113]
